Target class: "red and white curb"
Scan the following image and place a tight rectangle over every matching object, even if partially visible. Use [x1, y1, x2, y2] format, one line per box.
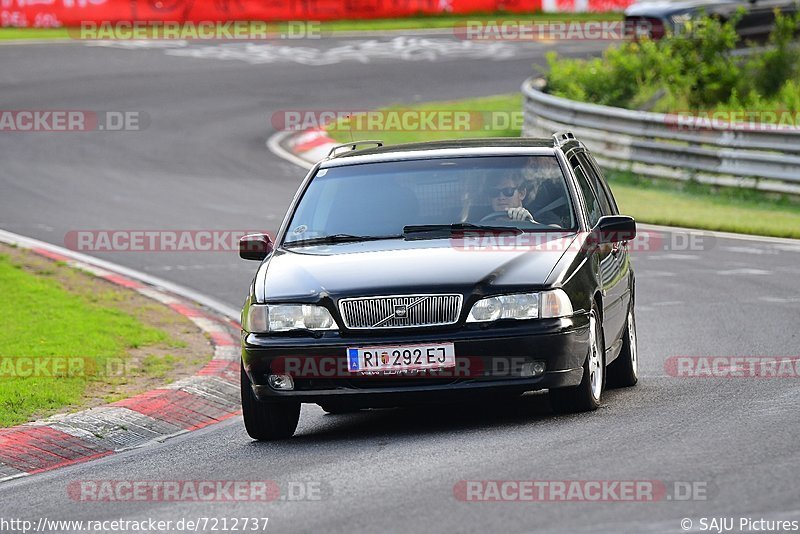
[0, 229, 242, 482]
[268, 128, 335, 171]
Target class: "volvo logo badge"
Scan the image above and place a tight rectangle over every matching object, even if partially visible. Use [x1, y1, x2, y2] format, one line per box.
[370, 297, 430, 328]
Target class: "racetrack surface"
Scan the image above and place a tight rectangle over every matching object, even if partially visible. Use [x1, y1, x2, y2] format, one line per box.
[1, 36, 799, 533]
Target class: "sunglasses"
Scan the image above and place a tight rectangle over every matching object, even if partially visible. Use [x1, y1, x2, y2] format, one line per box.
[494, 187, 517, 197]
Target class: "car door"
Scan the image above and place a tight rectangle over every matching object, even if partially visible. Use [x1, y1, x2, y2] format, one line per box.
[581, 152, 632, 349]
[570, 153, 626, 350]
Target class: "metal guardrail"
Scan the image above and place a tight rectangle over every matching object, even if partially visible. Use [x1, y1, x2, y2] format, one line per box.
[521, 78, 800, 195]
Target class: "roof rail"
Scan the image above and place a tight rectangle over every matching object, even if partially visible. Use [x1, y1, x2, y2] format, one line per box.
[326, 140, 384, 159]
[552, 131, 576, 147]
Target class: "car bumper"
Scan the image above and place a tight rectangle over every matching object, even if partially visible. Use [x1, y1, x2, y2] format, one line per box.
[242, 314, 590, 405]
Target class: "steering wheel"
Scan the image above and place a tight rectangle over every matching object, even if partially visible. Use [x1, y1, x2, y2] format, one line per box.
[478, 211, 510, 224]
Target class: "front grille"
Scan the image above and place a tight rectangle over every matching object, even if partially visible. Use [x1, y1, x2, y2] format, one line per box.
[338, 294, 462, 329]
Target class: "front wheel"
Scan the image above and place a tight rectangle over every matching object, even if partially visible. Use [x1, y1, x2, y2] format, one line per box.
[607, 306, 638, 388]
[241, 363, 300, 440]
[549, 306, 604, 413]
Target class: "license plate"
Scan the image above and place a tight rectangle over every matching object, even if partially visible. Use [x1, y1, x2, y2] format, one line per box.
[347, 343, 455, 373]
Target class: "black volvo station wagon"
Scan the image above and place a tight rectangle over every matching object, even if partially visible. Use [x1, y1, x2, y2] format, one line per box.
[239, 133, 639, 440]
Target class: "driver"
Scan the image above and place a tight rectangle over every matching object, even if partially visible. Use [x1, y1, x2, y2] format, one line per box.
[487, 176, 535, 222]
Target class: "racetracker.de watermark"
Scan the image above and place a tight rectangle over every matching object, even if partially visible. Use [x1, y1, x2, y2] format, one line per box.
[71, 20, 321, 40]
[449, 229, 714, 253]
[0, 111, 147, 132]
[453, 20, 653, 41]
[64, 230, 271, 252]
[453, 480, 708, 502]
[272, 109, 524, 132]
[67, 480, 328, 502]
[665, 110, 800, 132]
[270, 355, 543, 379]
[665, 356, 800, 378]
[0, 357, 132, 378]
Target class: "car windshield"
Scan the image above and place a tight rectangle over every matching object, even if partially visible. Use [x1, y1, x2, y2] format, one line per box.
[283, 155, 576, 246]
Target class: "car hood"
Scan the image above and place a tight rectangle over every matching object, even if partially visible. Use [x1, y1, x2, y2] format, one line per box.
[255, 234, 578, 302]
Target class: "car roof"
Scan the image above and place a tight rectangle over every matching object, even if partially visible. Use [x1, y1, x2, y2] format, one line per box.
[319, 137, 572, 168]
[335, 138, 555, 157]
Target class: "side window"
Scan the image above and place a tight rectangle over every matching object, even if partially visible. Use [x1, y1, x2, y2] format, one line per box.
[579, 153, 618, 215]
[576, 153, 614, 216]
[570, 157, 602, 227]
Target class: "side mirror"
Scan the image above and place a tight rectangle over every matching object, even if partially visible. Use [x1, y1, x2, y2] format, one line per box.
[239, 233, 273, 261]
[595, 215, 636, 244]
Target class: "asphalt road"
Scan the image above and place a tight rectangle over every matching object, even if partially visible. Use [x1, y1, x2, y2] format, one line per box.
[1, 35, 799, 533]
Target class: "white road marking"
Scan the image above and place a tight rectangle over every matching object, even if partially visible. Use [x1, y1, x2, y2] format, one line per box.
[641, 270, 676, 277]
[722, 245, 777, 255]
[87, 40, 188, 49]
[647, 253, 700, 261]
[86, 37, 535, 65]
[760, 296, 800, 303]
[166, 40, 514, 65]
[145, 263, 249, 272]
[716, 268, 772, 275]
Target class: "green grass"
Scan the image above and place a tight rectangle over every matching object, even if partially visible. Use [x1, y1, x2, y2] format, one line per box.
[606, 172, 800, 239]
[0, 27, 71, 40]
[326, 93, 800, 239]
[317, 11, 622, 32]
[141, 354, 178, 379]
[0, 12, 622, 41]
[0, 252, 172, 427]
[326, 93, 523, 145]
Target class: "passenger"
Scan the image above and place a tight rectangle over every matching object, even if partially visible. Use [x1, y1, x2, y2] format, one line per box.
[521, 161, 572, 229]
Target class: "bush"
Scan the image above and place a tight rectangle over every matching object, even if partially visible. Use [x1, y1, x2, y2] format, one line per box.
[544, 11, 800, 116]
[745, 11, 800, 98]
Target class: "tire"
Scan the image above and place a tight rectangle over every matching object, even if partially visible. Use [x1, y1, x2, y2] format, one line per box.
[549, 305, 604, 413]
[607, 304, 639, 388]
[318, 400, 361, 415]
[241, 363, 300, 440]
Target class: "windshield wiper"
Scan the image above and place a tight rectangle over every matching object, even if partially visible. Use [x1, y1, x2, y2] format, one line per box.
[403, 223, 523, 238]
[284, 234, 402, 247]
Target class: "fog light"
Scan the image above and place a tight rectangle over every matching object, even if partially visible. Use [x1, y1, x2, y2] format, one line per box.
[268, 374, 294, 390]
[521, 361, 546, 377]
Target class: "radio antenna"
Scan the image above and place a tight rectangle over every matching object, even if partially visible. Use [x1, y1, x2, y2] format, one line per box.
[347, 114, 354, 143]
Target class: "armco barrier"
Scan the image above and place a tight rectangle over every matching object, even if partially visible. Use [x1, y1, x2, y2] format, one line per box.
[522, 77, 800, 195]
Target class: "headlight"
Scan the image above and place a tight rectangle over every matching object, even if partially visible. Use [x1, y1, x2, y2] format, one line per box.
[243, 304, 338, 333]
[466, 289, 573, 323]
